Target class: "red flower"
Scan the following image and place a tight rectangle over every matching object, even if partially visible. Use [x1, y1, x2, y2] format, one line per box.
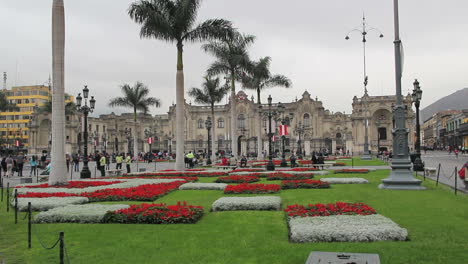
[281, 179, 330, 189]
[224, 183, 280, 194]
[266, 172, 314, 181]
[17, 192, 80, 198]
[284, 202, 376, 217]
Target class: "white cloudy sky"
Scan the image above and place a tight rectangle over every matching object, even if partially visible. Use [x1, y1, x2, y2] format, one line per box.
[1, 0, 467, 117]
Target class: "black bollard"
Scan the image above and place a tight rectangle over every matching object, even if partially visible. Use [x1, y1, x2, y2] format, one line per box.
[14, 189, 18, 224]
[1, 177, 3, 202]
[436, 163, 441, 186]
[454, 167, 458, 195]
[59, 232, 64, 264]
[6, 182, 10, 212]
[28, 202, 32, 248]
[70, 167, 73, 180]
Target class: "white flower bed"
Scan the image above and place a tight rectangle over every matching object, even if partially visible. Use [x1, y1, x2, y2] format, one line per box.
[229, 171, 329, 176]
[16, 179, 182, 195]
[35, 204, 129, 223]
[288, 214, 408, 243]
[15, 197, 89, 212]
[320, 178, 369, 184]
[179, 183, 227, 190]
[212, 196, 281, 211]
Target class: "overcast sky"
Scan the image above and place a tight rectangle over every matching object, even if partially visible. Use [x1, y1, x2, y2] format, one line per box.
[1, 0, 467, 117]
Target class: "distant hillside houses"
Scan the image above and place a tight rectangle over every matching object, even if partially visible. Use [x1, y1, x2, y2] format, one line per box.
[422, 109, 468, 150]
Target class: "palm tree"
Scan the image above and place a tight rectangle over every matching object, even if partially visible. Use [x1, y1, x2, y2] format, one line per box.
[49, 0, 67, 186]
[241, 57, 292, 158]
[189, 77, 230, 163]
[109, 82, 161, 159]
[128, 0, 233, 170]
[39, 95, 76, 115]
[203, 32, 255, 158]
[0, 92, 19, 112]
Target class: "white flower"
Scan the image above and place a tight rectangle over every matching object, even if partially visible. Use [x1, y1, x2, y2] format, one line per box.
[179, 183, 227, 190]
[15, 197, 89, 211]
[229, 171, 329, 176]
[320, 178, 369, 184]
[288, 214, 408, 243]
[212, 196, 281, 211]
[35, 204, 130, 223]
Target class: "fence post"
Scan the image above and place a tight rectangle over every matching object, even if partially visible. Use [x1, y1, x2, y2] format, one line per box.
[59, 232, 64, 264]
[423, 169, 426, 181]
[70, 167, 73, 180]
[94, 165, 97, 178]
[28, 202, 32, 249]
[454, 167, 458, 195]
[436, 163, 441, 186]
[1, 176, 3, 202]
[352, 158, 354, 168]
[6, 182, 10, 212]
[14, 189, 18, 224]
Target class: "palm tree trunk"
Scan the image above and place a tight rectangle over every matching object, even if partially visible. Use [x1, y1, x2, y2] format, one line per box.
[133, 110, 138, 160]
[49, 0, 67, 186]
[230, 72, 237, 158]
[257, 88, 261, 104]
[211, 106, 216, 163]
[175, 43, 185, 170]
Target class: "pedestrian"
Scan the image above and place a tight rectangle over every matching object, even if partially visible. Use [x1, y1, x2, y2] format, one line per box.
[73, 154, 80, 172]
[125, 153, 132, 174]
[290, 154, 297, 168]
[99, 154, 106, 177]
[6, 155, 14, 178]
[454, 148, 459, 158]
[1, 155, 7, 176]
[66, 153, 70, 172]
[186, 151, 195, 168]
[40, 154, 47, 169]
[105, 153, 111, 170]
[229, 154, 237, 168]
[115, 153, 123, 170]
[29, 155, 37, 176]
[16, 152, 25, 177]
[240, 155, 247, 168]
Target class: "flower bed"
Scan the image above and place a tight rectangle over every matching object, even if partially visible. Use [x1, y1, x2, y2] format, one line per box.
[179, 183, 227, 190]
[333, 162, 346, 166]
[35, 204, 130, 223]
[18, 192, 80, 198]
[211, 196, 282, 211]
[281, 180, 330, 189]
[102, 202, 204, 224]
[123, 172, 228, 177]
[16, 197, 89, 211]
[298, 160, 311, 165]
[285, 202, 376, 217]
[83, 181, 185, 202]
[288, 214, 408, 243]
[288, 168, 318, 172]
[186, 169, 206, 171]
[215, 175, 260, 183]
[333, 169, 369, 174]
[320, 178, 369, 184]
[224, 183, 280, 194]
[115, 176, 198, 182]
[19, 181, 122, 189]
[230, 168, 264, 173]
[266, 172, 313, 181]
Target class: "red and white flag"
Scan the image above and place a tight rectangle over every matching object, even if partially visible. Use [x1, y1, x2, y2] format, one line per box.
[279, 125, 289, 136]
[147, 137, 154, 144]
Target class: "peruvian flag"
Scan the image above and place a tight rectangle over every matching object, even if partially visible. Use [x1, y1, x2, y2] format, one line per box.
[272, 135, 276, 142]
[279, 125, 289, 136]
[147, 137, 154, 144]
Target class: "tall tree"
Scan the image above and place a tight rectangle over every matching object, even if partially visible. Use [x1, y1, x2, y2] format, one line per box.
[39, 95, 76, 115]
[241, 56, 292, 158]
[49, 0, 67, 186]
[0, 92, 19, 112]
[109, 82, 161, 159]
[128, 0, 233, 170]
[203, 32, 254, 158]
[188, 76, 229, 162]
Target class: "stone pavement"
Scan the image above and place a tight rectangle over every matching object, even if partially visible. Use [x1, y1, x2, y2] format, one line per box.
[419, 151, 468, 192]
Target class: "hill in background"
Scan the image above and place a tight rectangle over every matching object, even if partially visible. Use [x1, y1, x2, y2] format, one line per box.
[420, 88, 468, 122]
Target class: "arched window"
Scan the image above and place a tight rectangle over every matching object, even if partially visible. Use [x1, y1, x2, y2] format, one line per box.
[198, 119, 204, 129]
[218, 118, 224, 128]
[198, 139, 203, 147]
[238, 114, 245, 129]
[262, 117, 267, 128]
[303, 113, 311, 127]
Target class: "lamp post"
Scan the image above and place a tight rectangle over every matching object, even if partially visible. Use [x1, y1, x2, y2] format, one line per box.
[262, 95, 278, 171]
[205, 117, 212, 165]
[412, 79, 424, 171]
[102, 133, 107, 153]
[276, 102, 293, 167]
[76, 85, 96, 179]
[125, 128, 132, 155]
[380, 0, 424, 190]
[295, 122, 305, 159]
[346, 15, 384, 160]
[376, 119, 381, 156]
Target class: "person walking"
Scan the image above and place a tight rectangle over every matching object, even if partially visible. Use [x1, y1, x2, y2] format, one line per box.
[66, 153, 71, 172]
[186, 151, 195, 168]
[73, 154, 80, 172]
[6, 155, 14, 178]
[29, 155, 37, 177]
[99, 154, 106, 177]
[1, 155, 7, 177]
[16, 153, 25, 177]
[290, 154, 297, 168]
[125, 153, 132, 174]
[115, 153, 123, 170]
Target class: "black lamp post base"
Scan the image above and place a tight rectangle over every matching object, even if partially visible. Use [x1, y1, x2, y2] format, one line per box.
[266, 161, 275, 171]
[206, 158, 212, 165]
[380, 157, 425, 190]
[80, 168, 91, 179]
[413, 155, 425, 172]
[280, 159, 288, 167]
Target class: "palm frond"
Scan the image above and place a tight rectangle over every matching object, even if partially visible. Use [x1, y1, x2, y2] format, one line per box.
[263, 75, 292, 89]
[184, 19, 233, 43]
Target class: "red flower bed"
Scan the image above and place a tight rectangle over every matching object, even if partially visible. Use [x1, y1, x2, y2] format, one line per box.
[124, 172, 227, 177]
[161, 169, 177, 172]
[333, 169, 369, 174]
[17, 192, 80, 198]
[20, 181, 122, 189]
[82, 181, 184, 202]
[114, 176, 198, 182]
[186, 169, 206, 171]
[284, 202, 376, 217]
[224, 183, 280, 194]
[281, 180, 330, 189]
[298, 160, 312, 165]
[230, 168, 264, 173]
[333, 162, 346, 166]
[266, 172, 313, 181]
[288, 168, 318, 172]
[215, 175, 260, 183]
[103, 201, 204, 224]
[249, 172, 271, 178]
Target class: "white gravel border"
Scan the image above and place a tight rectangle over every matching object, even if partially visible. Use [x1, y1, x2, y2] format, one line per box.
[15, 197, 89, 211]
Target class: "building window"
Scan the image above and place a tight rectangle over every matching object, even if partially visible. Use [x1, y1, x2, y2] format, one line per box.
[378, 127, 387, 140]
[303, 113, 311, 127]
[238, 114, 245, 129]
[96, 125, 99, 132]
[262, 117, 267, 128]
[218, 118, 224, 128]
[198, 119, 204, 129]
[198, 139, 203, 147]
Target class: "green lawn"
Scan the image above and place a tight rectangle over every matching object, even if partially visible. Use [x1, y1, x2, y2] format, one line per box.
[1, 171, 467, 264]
[338, 157, 388, 166]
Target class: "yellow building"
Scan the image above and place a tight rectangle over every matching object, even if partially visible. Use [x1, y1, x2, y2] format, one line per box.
[0, 85, 73, 151]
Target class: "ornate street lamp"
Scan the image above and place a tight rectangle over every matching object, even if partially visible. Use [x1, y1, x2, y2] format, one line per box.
[412, 79, 424, 171]
[380, 0, 424, 190]
[261, 95, 278, 171]
[346, 15, 384, 160]
[276, 102, 294, 167]
[76, 86, 95, 179]
[294, 122, 305, 159]
[124, 128, 132, 155]
[205, 117, 212, 165]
